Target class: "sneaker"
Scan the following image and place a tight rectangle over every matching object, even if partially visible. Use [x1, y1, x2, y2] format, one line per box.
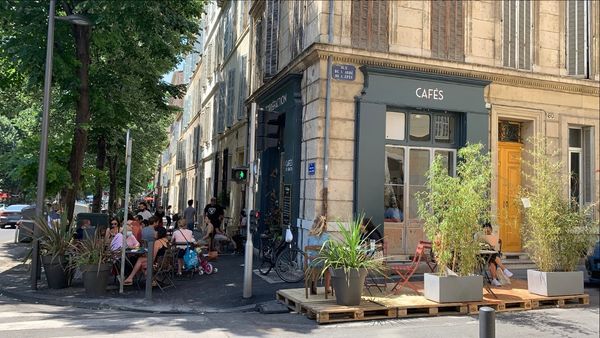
[491, 279, 502, 287]
[503, 268, 513, 278]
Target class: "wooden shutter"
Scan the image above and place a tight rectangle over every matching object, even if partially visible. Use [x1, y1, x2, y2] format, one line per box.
[582, 127, 593, 204]
[517, 0, 531, 70]
[226, 69, 235, 128]
[503, 0, 530, 69]
[237, 56, 247, 121]
[431, 0, 464, 61]
[351, 0, 389, 52]
[265, 0, 280, 78]
[567, 0, 589, 76]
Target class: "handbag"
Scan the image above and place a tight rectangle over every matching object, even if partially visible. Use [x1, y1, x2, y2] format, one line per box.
[184, 246, 199, 270]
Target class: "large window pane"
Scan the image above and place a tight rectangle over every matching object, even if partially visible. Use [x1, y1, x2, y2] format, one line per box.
[409, 149, 430, 218]
[410, 114, 430, 141]
[386, 112, 406, 141]
[570, 151, 581, 205]
[434, 150, 455, 176]
[385, 146, 405, 222]
[569, 128, 582, 148]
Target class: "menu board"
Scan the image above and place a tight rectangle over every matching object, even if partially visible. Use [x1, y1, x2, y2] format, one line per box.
[282, 184, 291, 226]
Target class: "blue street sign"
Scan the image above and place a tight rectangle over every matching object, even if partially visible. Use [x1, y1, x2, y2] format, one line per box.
[308, 162, 315, 175]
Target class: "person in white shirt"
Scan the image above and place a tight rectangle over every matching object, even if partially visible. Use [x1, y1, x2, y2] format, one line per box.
[172, 219, 196, 275]
[136, 201, 153, 221]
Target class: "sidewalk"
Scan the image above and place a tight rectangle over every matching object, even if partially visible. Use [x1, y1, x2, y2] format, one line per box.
[0, 240, 303, 314]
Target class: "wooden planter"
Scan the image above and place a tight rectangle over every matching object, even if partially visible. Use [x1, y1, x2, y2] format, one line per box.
[527, 269, 584, 297]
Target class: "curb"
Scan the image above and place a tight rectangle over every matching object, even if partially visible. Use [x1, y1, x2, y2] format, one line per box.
[0, 286, 263, 314]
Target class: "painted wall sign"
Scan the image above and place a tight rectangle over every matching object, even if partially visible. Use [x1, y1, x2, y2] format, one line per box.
[282, 184, 292, 226]
[285, 159, 293, 172]
[308, 162, 315, 175]
[332, 64, 356, 81]
[265, 94, 288, 112]
[415, 87, 444, 101]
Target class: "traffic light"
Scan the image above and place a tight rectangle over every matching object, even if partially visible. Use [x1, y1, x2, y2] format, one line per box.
[232, 167, 249, 183]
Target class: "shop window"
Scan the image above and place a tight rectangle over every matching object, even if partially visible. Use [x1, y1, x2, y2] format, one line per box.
[569, 127, 595, 207]
[408, 149, 430, 219]
[434, 150, 455, 176]
[410, 114, 431, 141]
[384, 147, 405, 223]
[386, 112, 406, 141]
[433, 115, 454, 143]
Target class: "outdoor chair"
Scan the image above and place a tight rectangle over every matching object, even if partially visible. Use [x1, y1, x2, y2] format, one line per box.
[389, 242, 426, 294]
[304, 245, 332, 299]
[419, 240, 437, 273]
[153, 244, 176, 292]
[364, 240, 388, 296]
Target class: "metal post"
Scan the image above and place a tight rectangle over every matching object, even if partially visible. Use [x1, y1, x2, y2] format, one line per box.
[119, 132, 132, 294]
[243, 102, 257, 298]
[32, 0, 56, 290]
[479, 306, 495, 338]
[145, 240, 154, 300]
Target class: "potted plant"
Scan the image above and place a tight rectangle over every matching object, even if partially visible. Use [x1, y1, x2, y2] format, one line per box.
[417, 143, 491, 303]
[38, 217, 74, 289]
[313, 215, 384, 306]
[69, 233, 113, 297]
[521, 136, 598, 296]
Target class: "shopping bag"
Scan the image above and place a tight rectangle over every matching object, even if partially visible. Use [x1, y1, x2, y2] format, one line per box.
[183, 246, 199, 270]
[285, 227, 293, 243]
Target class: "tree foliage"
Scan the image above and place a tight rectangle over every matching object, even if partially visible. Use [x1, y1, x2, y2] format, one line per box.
[417, 143, 491, 277]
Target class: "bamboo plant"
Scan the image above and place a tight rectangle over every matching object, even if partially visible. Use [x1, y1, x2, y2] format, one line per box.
[417, 143, 491, 276]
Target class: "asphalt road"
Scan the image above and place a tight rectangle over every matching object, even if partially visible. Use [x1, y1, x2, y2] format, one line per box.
[0, 228, 15, 245]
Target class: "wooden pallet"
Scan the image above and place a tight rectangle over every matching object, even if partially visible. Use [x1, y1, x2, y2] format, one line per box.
[468, 299, 533, 314]
[531, 294, 589, 309]
[398, 303, 468, 317]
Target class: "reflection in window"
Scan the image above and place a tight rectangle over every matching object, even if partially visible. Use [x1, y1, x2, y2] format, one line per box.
[384, 147, 404, 222]
[409, 149, 430, 218]
[434, 115, 454, 143]
[410, 114, 430, 141]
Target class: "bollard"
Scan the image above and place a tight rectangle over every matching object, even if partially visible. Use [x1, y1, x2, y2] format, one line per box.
[145, 240, 154, 300]
[479, 306, 495, 338]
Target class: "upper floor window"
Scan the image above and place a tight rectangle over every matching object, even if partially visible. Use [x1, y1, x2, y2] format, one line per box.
[567, 0, 591, 77]
[503, 0, 532, 70]
[264, 0, 280, 78]
[351, 0, 389, 53]
[431, 0, 464, 61]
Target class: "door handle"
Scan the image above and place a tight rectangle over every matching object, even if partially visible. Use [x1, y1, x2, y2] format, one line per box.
[504, 201, 509, 208]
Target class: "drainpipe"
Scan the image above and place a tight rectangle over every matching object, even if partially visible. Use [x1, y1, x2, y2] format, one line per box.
[322, 0, 334, 217]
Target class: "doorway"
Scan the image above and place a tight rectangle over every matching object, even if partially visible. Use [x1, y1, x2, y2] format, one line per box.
[497, 141, 522, 252]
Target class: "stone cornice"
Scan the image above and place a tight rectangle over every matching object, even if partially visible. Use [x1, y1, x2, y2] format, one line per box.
[312, 44, 600, 96]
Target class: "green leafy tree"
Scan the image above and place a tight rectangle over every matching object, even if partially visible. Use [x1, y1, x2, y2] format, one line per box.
[417, 143, 491, 276]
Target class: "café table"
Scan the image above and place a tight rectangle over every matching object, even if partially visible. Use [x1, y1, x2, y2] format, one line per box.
[478, 249, 498, 298]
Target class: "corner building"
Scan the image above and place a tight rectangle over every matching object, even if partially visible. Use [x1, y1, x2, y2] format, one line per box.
[246, 0, 599, 256]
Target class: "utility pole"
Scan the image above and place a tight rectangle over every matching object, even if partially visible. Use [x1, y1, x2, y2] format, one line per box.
[243, 102, 257, 298]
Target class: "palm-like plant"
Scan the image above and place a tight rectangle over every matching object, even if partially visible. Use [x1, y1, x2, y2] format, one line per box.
[36, 217, 75, 264]
[68, 232, 113, 273]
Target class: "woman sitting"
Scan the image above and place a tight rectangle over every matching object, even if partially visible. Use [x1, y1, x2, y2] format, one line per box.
[480, 222, 513, 286]
[106, 218, 139, 251]
[172, 219, 196, 276]
[122, 227, 169, 286]
[306, 216, 330, 295]
[202, 219, 235, 253]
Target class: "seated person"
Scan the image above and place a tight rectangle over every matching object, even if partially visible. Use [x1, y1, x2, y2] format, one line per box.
[171, 219, 196, 275]
[384, 197, 404, 222]
[123, 227, 169, 286]
[479, 222, 513, 286]
[360, 218, 383, 245]
[202, 219, 235, 253]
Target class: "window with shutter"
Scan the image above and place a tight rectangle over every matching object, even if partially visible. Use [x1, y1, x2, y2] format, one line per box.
[567, 0, 590, 77]
[431, 0, 464, 61]
[291, 0, 305, 58]
[224, 3, 233, 57]
[255, 19, 264, 83]
[265, 0, 280, 78]
[351, 0, 389, 53]
[238, 56, 247, 120]
[226, 69, 235, 128]
[503, 0, 531, 70]
[217, 82, 225, 134]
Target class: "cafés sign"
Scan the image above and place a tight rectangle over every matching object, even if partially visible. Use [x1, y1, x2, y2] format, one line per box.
[415, 87, 444, 101]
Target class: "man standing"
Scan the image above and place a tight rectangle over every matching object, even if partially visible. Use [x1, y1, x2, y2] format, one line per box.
[183, 199, 196, 232]
[137, 202, 153, 221]
[203, 197, 224, 230]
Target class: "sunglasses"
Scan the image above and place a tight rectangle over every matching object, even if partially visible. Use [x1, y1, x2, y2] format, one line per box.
[111, 222, 118, 226]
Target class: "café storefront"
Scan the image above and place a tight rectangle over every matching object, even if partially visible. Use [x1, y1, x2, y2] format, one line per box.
[355, 67, 490, 255]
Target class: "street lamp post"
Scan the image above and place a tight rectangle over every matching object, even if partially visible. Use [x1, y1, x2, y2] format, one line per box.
[31, 0, 91, 290]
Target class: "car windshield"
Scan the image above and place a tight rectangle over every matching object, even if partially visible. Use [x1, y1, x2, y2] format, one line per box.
[5, 205, 28, 211]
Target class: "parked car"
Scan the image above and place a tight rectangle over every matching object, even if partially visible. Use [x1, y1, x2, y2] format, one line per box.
[16, 202, 91, 242]
[0, 204, 29, 229]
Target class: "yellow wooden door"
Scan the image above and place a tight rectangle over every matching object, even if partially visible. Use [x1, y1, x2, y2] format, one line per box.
[497, 142, 522, 252]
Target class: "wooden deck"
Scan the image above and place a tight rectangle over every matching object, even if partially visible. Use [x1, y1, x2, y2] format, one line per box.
[276, 279, 589, 324]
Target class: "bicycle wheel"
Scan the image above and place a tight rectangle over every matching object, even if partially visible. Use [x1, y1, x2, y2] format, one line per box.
[275, 248, 305, 283]
[258, 258, 273, 275]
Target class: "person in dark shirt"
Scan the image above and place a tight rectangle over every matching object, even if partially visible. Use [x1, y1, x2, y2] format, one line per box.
[361, 218, 383, 244]
[154, 205, 165, 227]
[203, 197, 224, 230]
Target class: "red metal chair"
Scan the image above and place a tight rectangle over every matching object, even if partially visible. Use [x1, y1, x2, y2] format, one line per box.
[419, 240, 437, 273]
[389, 243, 426, 294]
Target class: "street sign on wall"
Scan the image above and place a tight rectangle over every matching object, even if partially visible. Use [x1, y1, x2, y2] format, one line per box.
[332, 64, 356, 81]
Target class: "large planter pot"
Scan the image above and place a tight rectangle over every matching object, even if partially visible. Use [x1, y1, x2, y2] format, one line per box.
[80, 264, 112, 297]
[41, 255, 69, 289]
[424, 273, 483, 303]
[527, 269, 584, 296]
[330, 268, 368, 306]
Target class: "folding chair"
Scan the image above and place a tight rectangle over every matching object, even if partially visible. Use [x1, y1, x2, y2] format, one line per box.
[304, 245, 332, 299]
[364, 240, 388, 296]
[419, 240, 437, 273]
[153, 245, 176, 292]
[389, 243, 426, 294]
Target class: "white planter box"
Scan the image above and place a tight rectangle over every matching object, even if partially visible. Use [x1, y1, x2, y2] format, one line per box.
[527, 269, 584, 297]
[424, 273, 483, 303]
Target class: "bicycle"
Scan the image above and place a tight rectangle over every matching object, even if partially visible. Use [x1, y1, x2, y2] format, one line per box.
[258, 227, 305, 283]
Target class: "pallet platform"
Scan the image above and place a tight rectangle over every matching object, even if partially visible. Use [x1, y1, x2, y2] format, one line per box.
[276, 279, 590, 324]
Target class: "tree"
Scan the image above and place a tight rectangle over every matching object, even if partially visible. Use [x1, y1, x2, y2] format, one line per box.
[1, 0, 204, 221]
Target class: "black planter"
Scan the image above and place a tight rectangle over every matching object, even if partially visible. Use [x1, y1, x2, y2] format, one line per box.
[330, 268, 368, 306]
[80, 264, 111, 297]
[41, 255, 69, 289]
